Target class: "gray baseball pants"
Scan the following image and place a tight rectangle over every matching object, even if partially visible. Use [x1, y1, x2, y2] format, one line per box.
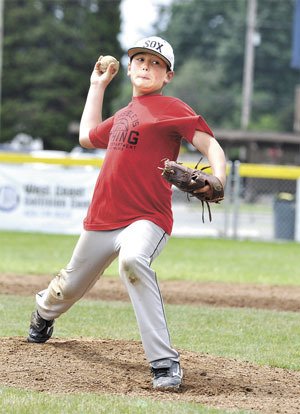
[36, 219, 179, 363]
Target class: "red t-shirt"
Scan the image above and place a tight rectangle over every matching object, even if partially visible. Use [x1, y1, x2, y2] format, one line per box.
[84, 94, 213, 234]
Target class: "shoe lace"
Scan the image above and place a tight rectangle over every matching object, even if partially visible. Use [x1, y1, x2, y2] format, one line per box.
[152, 367, 169, 379]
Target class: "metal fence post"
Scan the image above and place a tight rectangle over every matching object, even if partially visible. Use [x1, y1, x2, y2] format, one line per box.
[232, 161, 241, 239]
[223, 161, 232, 238]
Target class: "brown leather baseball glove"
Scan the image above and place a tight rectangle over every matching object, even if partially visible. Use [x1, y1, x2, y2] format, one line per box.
[160, 159, 224, 221]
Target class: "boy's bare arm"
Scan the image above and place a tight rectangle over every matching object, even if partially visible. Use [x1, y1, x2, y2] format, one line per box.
[79, 56, 119, 148]
[192, 130, 227, 187]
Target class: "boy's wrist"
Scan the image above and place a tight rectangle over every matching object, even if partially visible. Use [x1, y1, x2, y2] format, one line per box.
[90, 79, 107, 88]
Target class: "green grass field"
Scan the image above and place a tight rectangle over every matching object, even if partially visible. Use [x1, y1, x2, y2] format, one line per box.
[0, 231, 299, 413]
[0, 231, 299, 284]
[0, 387, 250, 414]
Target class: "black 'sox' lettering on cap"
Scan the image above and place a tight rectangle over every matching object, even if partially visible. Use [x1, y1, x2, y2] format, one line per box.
[128, 36, 175, 70]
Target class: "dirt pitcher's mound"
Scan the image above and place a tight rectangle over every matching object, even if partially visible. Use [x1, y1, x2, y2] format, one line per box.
[1, 337, 300, 414]
[2, 273, 300, 312]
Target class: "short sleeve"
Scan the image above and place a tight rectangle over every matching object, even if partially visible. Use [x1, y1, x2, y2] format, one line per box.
[157, 98, 214, 143]
[89, 116, 114, 148]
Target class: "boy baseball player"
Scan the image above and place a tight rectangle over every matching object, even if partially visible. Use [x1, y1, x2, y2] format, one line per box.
[27, 36, 227, 390]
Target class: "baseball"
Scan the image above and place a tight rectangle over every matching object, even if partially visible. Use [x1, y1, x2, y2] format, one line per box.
[99, 55, 120, 74]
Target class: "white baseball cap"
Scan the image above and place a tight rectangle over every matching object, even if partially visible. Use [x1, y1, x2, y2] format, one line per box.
[128, 36, 175, 71]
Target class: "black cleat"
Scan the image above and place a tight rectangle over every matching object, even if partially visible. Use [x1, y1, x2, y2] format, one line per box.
[150, 358, 183, 390]
[27, 310, 54, 343]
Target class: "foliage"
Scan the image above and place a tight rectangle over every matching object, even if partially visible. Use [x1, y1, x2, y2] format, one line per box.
[162, 0, 299, 130]
[163, 58, 240, 126]
[151, 0, 299, 131]
[111, 69, 133, 113]
[1, 0, 123, 150]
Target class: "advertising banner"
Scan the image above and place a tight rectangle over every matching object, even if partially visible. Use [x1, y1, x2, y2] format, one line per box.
[0, 164, 98, 234]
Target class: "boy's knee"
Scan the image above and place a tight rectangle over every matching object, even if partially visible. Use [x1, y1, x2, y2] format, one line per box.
[119, 255, 141, 284]
[46, 269, 78, 302]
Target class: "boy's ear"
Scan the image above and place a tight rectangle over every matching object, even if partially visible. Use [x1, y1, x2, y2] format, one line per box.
[127, 62, 131, 77]
[164, 71, 175, 85]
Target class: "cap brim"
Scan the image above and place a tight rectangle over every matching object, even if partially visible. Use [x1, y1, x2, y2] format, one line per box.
[128, 47, 172, 69]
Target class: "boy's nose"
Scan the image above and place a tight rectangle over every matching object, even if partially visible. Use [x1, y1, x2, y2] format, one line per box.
[142, 62, 149, 70]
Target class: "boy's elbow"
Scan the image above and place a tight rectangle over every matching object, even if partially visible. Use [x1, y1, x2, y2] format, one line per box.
[79, 135, 94, 149]
[79, 126, 94, 148]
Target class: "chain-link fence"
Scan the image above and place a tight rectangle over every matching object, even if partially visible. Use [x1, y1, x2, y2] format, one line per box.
[0, 152, 299, 241]
[172, 161, 300, 242]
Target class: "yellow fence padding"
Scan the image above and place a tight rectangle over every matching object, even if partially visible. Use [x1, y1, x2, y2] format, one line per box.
[0, 152, 104, 167]
[1, 152, 300, 180]
[238, 163, 300, 179]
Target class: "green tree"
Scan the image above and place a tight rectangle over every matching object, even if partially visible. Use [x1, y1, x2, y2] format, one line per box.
[1, 0, 123, 150]
[252, 0, 298, 130]
[151, 0, 299, 132]
[164, 58, 240, 127]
